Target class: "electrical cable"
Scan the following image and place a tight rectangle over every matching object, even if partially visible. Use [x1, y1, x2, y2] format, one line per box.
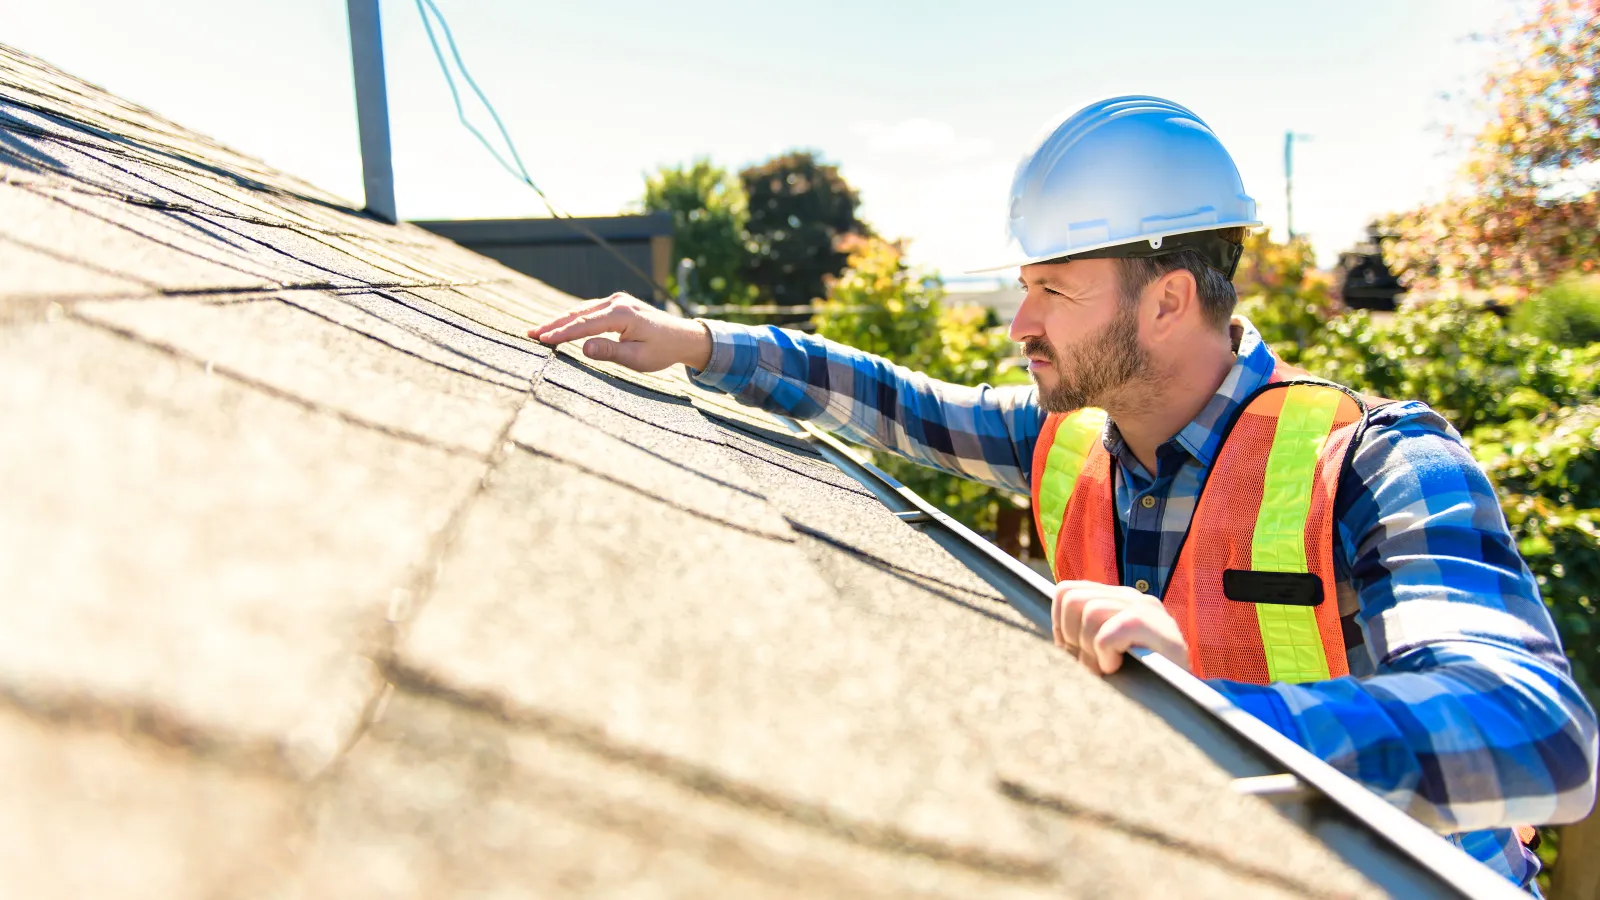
[412, 0, 677, 302]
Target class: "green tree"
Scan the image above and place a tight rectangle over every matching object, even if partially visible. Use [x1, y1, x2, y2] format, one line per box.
[740, 151, 869, 307]
[641, 158, 754, 303]
[1382, 0, 1600, 296]
[813, 236, 1028, 537]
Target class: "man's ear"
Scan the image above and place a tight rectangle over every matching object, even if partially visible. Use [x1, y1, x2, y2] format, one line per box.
[1148, 268, 1197, 340]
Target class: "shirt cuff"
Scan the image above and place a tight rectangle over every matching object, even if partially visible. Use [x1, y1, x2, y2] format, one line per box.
[686, 318, 760, 396]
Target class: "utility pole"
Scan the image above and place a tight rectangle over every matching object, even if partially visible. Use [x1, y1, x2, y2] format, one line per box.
[674, 258, 696, 315]
[347, 0, 397, 224]
[1284, 131, 1311, 241]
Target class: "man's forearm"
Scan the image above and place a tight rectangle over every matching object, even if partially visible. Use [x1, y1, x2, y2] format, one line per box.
[1216, 642, 1598, 834]
[690, 320, 1042, 494]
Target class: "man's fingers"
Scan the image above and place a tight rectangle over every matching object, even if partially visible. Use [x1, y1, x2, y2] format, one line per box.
[537, 305, 636, 347]
[1053, 584, 1089, 653]
[530, 294, 633, 343]
[1051, 583, 1066, 648]
[1052, 581, 1086, 649]
[580, 336, 646, 369]
[1075, 597, 1124, 675]
[529, 297, 613, 342]
[1051, 579, 1186, 676]
[1092, 611, 1152, 674]
[1053, 581, 1112, 652]
[578, 336, 615, 361]
[1093, 609, 1190, 675]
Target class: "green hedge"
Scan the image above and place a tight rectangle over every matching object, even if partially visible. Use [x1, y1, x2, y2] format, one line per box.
[1299, 301, 1595, 432]
[1512, 275, 1600, 348]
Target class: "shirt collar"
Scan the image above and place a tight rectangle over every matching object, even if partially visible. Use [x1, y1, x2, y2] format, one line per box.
[1101, 315, 1278, 470]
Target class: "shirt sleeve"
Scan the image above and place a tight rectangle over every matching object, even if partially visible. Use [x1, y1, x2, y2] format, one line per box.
[688, 318, 1044, 494]
[1213, 401, 1598, 834]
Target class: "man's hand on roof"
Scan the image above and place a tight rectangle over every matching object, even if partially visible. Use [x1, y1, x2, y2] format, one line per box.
[531, 293, 713, 373]
[1052, 581, 1191, 676]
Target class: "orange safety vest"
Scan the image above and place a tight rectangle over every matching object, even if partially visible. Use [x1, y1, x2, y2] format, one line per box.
[1032, 374, 1546, 848]
[1030, 367, 1369, 684]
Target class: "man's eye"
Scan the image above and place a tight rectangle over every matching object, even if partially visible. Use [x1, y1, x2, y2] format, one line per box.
[1019, 284, 1063, 297]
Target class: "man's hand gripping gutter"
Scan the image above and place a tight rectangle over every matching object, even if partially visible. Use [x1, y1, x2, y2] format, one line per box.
[1052, 581, 1192, 675]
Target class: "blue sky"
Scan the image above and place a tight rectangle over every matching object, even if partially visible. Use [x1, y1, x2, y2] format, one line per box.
[9, 0, 1512, 279]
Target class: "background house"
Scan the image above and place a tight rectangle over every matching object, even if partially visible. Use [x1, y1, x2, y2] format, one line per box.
[414, 212, 673, 306]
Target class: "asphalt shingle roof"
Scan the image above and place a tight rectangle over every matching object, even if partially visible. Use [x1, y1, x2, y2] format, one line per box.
[0, 44, 1378, 898]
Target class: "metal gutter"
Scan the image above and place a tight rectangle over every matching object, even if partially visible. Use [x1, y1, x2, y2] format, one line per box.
[788, 419, 1523, 900]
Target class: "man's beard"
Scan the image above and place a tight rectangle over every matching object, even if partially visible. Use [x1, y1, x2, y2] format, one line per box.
[1025, 303, 1151, 414]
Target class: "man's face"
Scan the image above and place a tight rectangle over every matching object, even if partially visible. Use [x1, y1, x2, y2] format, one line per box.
[1009, 258, 1150, 414]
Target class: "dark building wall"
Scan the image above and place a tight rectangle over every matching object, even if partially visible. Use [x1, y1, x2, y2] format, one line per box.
[470, 241, 659, 303]
[414, 214, 672, 305]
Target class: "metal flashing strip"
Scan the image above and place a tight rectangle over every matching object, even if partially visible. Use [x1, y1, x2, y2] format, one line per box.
[787, 418, 1522, 900]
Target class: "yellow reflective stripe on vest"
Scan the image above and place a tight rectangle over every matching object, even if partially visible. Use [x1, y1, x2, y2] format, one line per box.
[1252, 384, 1342, 683]
[1037, 408, 1108, 571]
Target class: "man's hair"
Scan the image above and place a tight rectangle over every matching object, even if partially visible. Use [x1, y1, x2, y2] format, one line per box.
[1115, 227, 1246, 330]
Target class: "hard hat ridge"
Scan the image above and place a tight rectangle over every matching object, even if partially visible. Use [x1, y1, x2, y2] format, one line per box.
[973, 95, 1260, 275]
[1035, 96, 1205, 170]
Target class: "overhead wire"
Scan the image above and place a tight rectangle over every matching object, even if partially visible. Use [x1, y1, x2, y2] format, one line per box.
[412, 0, 677, 303]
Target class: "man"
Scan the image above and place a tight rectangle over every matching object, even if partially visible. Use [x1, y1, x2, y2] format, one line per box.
[533, 97, 1596, 889]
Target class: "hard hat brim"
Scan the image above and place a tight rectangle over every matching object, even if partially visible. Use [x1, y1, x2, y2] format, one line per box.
[963, 220, 1263, 275]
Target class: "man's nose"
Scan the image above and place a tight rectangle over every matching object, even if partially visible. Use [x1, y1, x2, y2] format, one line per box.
[1009, 288, 1044, 343]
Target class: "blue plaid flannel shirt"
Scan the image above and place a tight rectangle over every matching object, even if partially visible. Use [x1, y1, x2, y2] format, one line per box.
[689, 315, 1598, 890]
